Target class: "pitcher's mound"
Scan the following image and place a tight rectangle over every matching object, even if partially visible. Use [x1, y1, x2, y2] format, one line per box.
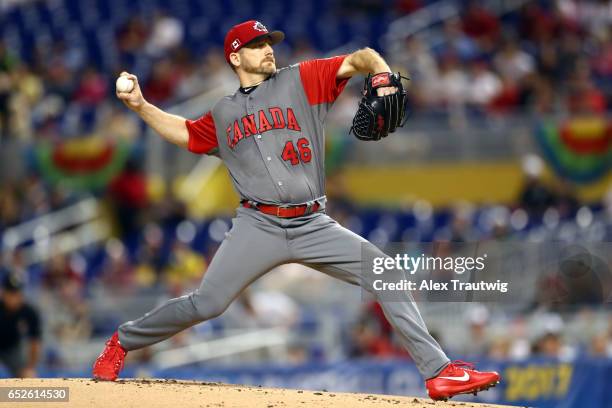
[0, 378, 515, 408]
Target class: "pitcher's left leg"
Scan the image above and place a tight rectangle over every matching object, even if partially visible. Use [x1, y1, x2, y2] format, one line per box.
[288, 214, 449, 379]
[289, 214, 500, 400]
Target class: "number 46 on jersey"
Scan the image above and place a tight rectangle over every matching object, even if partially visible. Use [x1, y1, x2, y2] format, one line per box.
[282, 138, 311, 165]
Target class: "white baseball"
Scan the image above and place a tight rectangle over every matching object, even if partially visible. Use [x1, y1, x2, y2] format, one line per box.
[116, 76, 134, 93]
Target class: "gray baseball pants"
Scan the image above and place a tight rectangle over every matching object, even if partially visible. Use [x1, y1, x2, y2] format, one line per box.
[118, 206, 450, 379]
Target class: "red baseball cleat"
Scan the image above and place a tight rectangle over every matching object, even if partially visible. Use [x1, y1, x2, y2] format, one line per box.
[426, 360, 500, 401]
[92, 332, 127, 381]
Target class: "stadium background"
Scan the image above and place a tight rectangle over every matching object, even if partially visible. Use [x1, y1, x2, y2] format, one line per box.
[0, 0, 611, 407]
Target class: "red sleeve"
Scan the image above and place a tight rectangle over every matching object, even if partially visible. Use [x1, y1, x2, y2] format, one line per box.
[299, 55, 350, 105]
[185, 111, 218, 155]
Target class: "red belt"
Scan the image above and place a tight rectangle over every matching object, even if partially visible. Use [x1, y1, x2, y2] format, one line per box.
[241, 200, 321, 218]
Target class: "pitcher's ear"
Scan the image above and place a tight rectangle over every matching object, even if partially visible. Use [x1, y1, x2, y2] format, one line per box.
[229, 52, 240, 69]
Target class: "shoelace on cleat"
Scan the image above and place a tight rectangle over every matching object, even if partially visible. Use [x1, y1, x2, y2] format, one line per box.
[446, 360, 476, 374]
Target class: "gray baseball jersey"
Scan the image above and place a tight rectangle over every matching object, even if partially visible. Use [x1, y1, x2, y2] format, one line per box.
[184, 56, 348, 204]
[117, 56, 450, 380]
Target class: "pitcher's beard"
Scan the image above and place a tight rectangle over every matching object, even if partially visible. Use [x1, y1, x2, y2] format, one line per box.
[243, 60, 276, 75]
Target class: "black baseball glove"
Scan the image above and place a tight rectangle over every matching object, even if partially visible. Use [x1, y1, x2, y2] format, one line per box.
[349, 72, 409, 141]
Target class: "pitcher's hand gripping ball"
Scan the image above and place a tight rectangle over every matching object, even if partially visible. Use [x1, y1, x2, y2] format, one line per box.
[350, 72, 409, 141]
[116, 76, 135, 93]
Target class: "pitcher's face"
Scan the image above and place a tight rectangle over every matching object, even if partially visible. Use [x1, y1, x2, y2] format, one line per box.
[237, 38, 276, 75]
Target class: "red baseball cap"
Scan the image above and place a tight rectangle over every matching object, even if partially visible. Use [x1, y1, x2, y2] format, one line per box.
[224, 20, 284, 64]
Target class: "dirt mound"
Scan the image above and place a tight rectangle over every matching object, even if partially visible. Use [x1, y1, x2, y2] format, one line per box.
[0, 378, 515, 408]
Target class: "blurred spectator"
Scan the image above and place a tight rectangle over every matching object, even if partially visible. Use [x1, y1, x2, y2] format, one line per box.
[433, 54, 469, 109]
[460, 305, 491, 357]
[558, 0, 612, 36]
[447, 202, 476, 242]
[401, 37, 438, 83]
[249, 289, 300, 328]
[488, 337, 512, 360]
[557, 32, 583, 82]
[0, 182, 20, 229]
[467, 60, 502, 107]
[34, 40, 84, 74]
[461, 2, 500, 43]
[73, 66, 107, 106]
[0, 272, 42, 377]
[100, 239, 136, 291]
[590, 333, 612, 358]
[174, 59, 208, 100]
[566, 59, 607, 114]
[22, 174, 52, 218]
[532, 332, 564, 357]
[531, 313, 576, 360]
[43, 43, 75, 103]
[145, 11, 185, 57]
[591, 28, 612, 81]
[42, 253, 83, 292]
[8, 64, 43, 140]
[555, 181, 579, 219]
[0, 41, 18, 139]
[518, 155, 557, 218]
[523, 75, 556, 113]
[488, 74, 520, 114]
[493, 39, 535, 82]
[116, 17, 149, 58]
[108, 157, 150, 239]
[39, 254, 90, 345]
[200, 48, 236, 90]
[205, 282, 301, 340]
[517, 3, 559, 43]
[399, 38, 438, 109]
[100, 106, 140, 141]
[40, 279, 91, 344]
[133, 223, 167, 287]
[349, 301, 408, 358]
[435, 18, 479, 62]
[536, 42, 563, 83]
[142, 59, 180, 105]
[0, 175, 76, 230]
[231, 287, 300, 329]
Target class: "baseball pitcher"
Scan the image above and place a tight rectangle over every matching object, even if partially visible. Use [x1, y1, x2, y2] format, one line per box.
[93, 20, 500, 401]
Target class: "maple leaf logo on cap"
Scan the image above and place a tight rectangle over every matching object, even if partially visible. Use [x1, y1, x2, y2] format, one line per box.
[253, 21, 268, 32]
[232, 39, 241, 50]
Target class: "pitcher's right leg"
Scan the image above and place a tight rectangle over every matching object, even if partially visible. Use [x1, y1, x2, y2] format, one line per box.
[93, 208, 290, 380]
